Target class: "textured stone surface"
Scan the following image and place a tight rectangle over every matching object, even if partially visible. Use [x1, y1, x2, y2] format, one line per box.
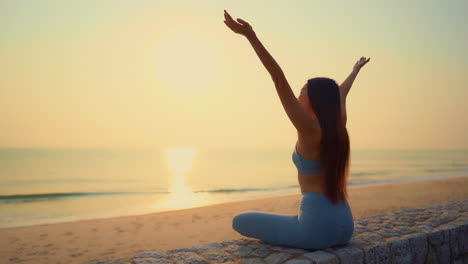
[303, 250, 338, 263]
[86, 200, 468, 264]
[263, 252, 291, 264]
[283, 258, 312, 264]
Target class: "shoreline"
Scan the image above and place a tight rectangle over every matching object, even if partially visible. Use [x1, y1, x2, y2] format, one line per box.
[1, 175, 467, 264]
[2, 173, 468, 231]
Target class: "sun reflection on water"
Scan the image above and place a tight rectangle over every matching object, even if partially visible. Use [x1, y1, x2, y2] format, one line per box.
[159, 146, 206, 210]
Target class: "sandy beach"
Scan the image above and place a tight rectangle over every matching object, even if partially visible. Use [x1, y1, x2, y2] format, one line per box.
[1, 175, 467, 264]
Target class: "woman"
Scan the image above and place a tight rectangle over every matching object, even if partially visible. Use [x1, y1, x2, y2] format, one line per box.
[224, 10, 371, 250]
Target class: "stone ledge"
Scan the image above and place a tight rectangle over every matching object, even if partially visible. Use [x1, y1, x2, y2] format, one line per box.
[87, 199, 468, 264]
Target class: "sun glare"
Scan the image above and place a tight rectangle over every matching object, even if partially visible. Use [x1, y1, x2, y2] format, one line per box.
[154, 30, 221, 93]
[167, 146, 197, 176]
[161, 146, 205, 209]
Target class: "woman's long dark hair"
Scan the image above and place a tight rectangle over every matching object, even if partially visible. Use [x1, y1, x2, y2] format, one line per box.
[306, 77, 350, 205]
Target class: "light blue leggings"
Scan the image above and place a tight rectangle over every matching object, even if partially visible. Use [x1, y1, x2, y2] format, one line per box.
[232, 192, 354, 250]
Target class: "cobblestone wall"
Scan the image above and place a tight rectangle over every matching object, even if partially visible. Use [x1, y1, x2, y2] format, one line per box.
[88, 199, 467, 264]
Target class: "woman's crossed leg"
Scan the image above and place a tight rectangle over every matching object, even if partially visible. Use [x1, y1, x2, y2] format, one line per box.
[232, 211, 306, 247]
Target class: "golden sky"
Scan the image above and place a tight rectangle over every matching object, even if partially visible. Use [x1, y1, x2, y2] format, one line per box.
[1, 0, 467, 150]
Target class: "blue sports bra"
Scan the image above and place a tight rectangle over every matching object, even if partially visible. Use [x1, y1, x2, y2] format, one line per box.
[292, 143, 322, 174]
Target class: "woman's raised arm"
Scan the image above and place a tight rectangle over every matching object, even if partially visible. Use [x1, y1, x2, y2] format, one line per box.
[339, 57, 371, 100]
[339, 57, 370, 126]
[223, 10, 285, 84]
[223, 10, 319, 134]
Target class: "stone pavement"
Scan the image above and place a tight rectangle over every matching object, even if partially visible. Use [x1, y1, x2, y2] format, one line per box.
[87, 199, 468, 264]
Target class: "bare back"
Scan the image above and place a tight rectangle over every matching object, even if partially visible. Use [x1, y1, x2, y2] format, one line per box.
[295, 129, 327, 195]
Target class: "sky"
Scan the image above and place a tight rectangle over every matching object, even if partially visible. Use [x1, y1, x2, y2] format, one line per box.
[1, 0, 467, 150]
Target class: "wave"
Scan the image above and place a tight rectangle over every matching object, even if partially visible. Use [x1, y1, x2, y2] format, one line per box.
[349, 179, 395, 186]
[1, 179, 143, 184]
[0, 186, 296, 203]
[0, 191, 168, 203]
[351, 170, 392, 177]
[447, 163, 468, 167]
[193, 187, 282, 193]
[3, 172, 464, 204]
[424, 168, 468, 173]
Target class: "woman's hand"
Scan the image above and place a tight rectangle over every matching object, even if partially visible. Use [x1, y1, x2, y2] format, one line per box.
[353, 57, 371, 72]
[223, 10, 255, 38]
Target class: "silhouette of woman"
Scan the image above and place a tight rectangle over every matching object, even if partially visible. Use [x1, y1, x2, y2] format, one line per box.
[223, 10, 370, 250]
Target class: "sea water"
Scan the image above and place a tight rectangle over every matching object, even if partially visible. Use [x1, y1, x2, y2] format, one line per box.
[1, 147, 467, 229]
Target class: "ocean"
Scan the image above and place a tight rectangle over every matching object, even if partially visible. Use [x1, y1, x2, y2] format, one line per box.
[1, 147, 467, 229]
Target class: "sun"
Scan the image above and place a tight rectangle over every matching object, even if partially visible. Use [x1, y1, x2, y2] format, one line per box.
[167, 146, 197, 176]
[154, 30, 221, 93]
